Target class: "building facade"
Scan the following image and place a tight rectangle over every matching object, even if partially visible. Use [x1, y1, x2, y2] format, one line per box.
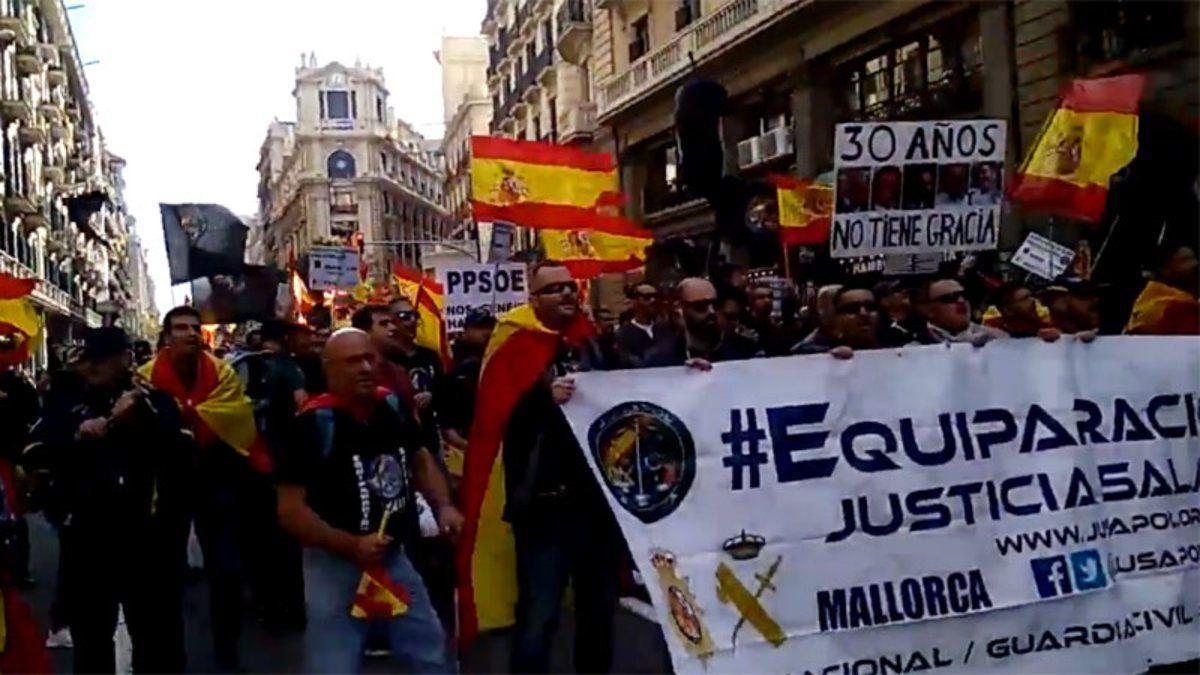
[439, 36, 492, 260]
[0, 0, 142, 367]
[573, 0, 1196, 276]
[257, 55, 450, 283]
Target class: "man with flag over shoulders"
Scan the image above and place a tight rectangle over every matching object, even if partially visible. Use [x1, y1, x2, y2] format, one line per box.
[457, 261, 619, 673]
[140, 305, 268, 671]
[276, 328, 461, 673]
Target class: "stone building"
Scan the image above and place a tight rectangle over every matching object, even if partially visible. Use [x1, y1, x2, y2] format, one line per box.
[257, 56, 450, 283]
[0, 0, 140, 366]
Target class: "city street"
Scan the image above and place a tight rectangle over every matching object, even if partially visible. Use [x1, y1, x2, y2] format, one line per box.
[23, 515, 669, 673]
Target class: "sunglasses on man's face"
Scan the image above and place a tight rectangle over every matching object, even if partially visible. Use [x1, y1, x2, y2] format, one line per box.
[683, 299, 716, 313]
[535, 281, 579, 296]
[395, 310, 418, 322]
[636, 291, 659, 300]
[931, 291, 966, 305]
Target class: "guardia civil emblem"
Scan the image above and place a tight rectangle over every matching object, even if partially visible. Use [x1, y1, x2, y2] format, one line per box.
[588, 401, 695, 524]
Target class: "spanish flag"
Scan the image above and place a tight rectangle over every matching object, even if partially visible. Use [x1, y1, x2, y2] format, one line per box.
[140, 349, 272, 473]
[1124, 280, 1200, 335]
[392, 263, 450, 365]
[351, 565, 412, 619]
[774, 175, 833, 245]
[456, 303, 594, 643]
[471, 136, 633, 233]
[540, 220, 653, 279]
[1010, 74, 1145, 224]
[0, 274, 42, 368]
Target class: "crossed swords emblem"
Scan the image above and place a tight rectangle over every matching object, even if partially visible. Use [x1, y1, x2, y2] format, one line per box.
[715, 555, 786, 648]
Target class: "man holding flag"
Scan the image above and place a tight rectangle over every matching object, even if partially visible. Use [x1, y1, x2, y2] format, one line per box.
[140, 306, 270, 671]
[276, 328, 460, 673]
[457, 261, 620, 673]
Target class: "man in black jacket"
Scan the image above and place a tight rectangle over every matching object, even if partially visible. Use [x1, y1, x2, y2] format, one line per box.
[502, 263, 619, 673]
[614, 282, 675, 368]
[26, 327, 192, 673]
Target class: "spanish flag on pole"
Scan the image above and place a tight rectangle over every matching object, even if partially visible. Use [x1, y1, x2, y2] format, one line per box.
[540, 220, 653, 279]
[0, 274, 42, 368]
[1010, 74, 1145, 224]
[392, 263, 449, 365]
[471, 136, 634, 233]
[773, 175, 833, 246]
[456, 304, 593, 643]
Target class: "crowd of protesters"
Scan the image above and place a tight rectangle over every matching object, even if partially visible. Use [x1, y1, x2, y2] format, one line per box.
[0, 237, 1193, 674]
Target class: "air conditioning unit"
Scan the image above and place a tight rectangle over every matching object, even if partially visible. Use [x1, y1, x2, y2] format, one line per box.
[736, 137, 760, 170]
[757, 126, 794, 163]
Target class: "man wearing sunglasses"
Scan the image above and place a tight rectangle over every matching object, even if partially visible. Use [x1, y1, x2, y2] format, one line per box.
[499, 262, 617, 674]
[793, 283, 882, 358]
[614, 283, 672, 368]
[645, 277, 758, 369]
[916, 278, 1006, 346]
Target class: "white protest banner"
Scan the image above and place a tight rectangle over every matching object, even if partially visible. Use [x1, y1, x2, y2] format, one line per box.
[1012, 231, 1077, 281]
[831, 120, 1006, 258]
[436, 261, 528, 332]
[562, 338, 1200, 674]
[307, 246, 359, 291]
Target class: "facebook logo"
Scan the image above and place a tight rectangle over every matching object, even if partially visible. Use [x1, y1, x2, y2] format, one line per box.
[1030, 555, 1073, 598]
[1069, 549, 1108, 591]
[1030, 549, 1109, 599]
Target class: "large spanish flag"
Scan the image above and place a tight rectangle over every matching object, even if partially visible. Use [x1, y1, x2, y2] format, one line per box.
[471, 136, 633, 233]
[393, 263, 449, 365]
[540, 220, 653, 279]
[140, 349, 272, 473]
[1009, 74, 1145, 224]
[456, 303, 593, 643]
[0, 274, 41, 368]
[774, 175, 833, 245]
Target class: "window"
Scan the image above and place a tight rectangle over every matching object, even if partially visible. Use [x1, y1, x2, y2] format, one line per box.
[629, 16, 650, 62]
[324, 90, 350, 119]
[837, 13, 982, 121]
[1073, 1, 1186, 66]
[675, 0, 701, 31]
[376, 96, 384, 121]
[351, 91, 358, 118]
[542, 20, 553, 50]
[327, 150, 356, 179]
[643, 140, 683, 213]
[532, 116, 541, 140]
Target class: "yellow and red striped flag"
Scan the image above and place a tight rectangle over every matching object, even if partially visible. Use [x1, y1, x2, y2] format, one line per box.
[470, 136, 635, 233]
[456, 303, 594, 644]
[540, 220, 653, 279]
[1009, 74, 1145, 224]
[392, 263, 449, 366]
[350, 564, 412, 620]
[773, 175, 833, 246]
[0, 274, 42, 368]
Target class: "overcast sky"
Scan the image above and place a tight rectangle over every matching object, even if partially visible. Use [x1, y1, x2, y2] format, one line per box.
[70, 0, 486, 312]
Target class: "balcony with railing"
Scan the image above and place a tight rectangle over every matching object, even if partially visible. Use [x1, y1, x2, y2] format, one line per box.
[597, 0, 802, 120]
[557, 101, 597, 144]
[556, 0, 591, 65]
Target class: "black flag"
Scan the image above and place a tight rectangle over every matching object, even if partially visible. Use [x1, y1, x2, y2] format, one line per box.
[161, 203, 248, 283]
[190, 265, 282, 324]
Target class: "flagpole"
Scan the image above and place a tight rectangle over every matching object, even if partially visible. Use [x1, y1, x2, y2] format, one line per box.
[780, 240, 792, 280]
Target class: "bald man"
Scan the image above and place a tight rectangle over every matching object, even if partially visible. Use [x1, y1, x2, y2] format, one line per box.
[276, 329, 459, 673]
[644, 277, 759, 368]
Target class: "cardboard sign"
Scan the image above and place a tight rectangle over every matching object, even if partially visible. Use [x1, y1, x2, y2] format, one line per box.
[831, 120, 1006, 258]
[1011, 231, 1076, 280]
[308, 246, 359, 291]
[436, 261, 528, 332]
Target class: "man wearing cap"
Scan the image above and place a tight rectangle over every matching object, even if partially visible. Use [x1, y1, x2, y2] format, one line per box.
[25, 327, 192, 673]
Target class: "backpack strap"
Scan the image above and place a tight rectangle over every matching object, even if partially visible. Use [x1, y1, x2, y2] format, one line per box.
[314, 408, 337, 460]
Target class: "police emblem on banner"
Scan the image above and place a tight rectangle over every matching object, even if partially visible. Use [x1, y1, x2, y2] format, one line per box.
[587, 401, 696, 523]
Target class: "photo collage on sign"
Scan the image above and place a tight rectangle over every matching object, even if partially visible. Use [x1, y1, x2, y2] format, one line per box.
[835, 160, 1003, 215]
